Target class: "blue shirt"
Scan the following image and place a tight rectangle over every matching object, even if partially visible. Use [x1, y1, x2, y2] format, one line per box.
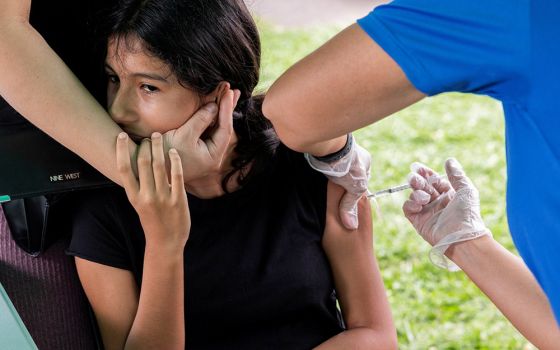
[358, 0, 560, 321]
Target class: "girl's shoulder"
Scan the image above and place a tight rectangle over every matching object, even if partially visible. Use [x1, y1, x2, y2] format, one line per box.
[265, 143, 328, 205]
[72, 186, 129, 217]
[271, 143, 327, 183]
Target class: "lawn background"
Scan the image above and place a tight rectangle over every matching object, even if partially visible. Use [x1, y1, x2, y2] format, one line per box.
[256, 21, 536, 350]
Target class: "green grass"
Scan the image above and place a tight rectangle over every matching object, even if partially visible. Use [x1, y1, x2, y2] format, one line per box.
[257, 21, 536, 350]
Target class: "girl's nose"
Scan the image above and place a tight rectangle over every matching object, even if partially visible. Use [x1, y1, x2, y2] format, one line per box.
[108, 89, 136, 124]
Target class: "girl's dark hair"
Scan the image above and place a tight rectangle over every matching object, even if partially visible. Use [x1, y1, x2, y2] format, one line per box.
[100, 0, 279, 191]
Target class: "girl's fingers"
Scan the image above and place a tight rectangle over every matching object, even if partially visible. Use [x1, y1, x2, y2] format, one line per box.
[137, 138, 155, 192]
[184, 103, 218, 142]
[208, 87, 234, 157]
[151, 132, 169, 192]
[116, 133, 139, 195]
[233, 89, 241, 107]
[169, 148, 186, 200]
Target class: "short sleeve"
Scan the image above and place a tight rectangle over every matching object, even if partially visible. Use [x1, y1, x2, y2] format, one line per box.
[66, 188, 135, 270]
[357, 0, 529, 101]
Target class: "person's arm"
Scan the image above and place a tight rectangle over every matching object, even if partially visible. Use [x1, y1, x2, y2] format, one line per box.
[0, 0, 233, 185]
[75, 134, 189, 349]
[75, 260, 139, 349]
[447, 236, 560, 349]
[0, 0, 135, 184]
[403, 159, 560, 349]
[117, 134, 189, 349]
[263, 23, 423, 230]
[76, 249, 185, 350]
[315, 182, 397, 349]
[263, 24, 425, 155]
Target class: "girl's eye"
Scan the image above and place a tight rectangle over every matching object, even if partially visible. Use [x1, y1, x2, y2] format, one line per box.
[141, 84, 159, 93]
[107, 74, 119, 84]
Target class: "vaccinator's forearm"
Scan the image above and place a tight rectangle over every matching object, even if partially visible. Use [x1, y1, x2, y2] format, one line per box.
[448, 236, 560, 349]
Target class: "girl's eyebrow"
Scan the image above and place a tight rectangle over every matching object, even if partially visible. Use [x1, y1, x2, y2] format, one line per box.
[104, 63, 170, 83]
[105, 63, 115, 73]
[132, 72, 170, 83]
[104, 63, 116, 73]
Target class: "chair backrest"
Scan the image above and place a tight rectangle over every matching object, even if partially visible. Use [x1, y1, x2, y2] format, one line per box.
[0, 207, 99, 350]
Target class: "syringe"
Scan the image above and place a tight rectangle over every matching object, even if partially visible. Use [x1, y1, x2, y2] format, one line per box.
[367, 174, 447, 199]
[366, 183, 411, 199]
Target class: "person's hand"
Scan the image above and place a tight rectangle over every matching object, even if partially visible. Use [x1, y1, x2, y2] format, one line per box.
[305, 134, 371, 230]
[402, 158, 491, 271]
[117, 132, 190, 252]
[163, 84, 241, 185]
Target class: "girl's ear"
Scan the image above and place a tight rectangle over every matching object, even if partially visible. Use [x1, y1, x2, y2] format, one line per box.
[212, 81, 230, 105]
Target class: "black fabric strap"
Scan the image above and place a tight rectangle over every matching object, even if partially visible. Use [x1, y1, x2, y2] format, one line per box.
[2, 197, 48, 257]
[313, 134, 353, 163]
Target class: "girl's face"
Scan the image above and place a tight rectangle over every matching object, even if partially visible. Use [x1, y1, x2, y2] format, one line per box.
[105, 36, 208, 141]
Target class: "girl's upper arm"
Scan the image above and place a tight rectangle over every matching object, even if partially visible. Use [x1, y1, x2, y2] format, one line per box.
[322, 181, 395, 334]
[75, 257, 139, 350]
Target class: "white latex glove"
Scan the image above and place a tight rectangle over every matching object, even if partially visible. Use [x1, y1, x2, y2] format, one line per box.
[305, 134, 371, 230]
[402, 158, 491, 271]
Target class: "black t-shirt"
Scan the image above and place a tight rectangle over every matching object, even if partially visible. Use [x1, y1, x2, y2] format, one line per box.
[67, 145, 345, 349]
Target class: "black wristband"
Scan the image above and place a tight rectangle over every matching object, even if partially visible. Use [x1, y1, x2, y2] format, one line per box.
[313, 134, 353, 163]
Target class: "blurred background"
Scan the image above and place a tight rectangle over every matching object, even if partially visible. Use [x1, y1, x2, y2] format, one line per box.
[246, 0, 386, 28]
[245, 1, 535, 349]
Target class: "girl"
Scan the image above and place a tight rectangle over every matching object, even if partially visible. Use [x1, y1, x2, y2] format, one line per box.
[66, 0, 396, 349]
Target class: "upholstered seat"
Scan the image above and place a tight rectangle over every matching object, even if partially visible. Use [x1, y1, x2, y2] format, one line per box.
[0, 207, 98, 350]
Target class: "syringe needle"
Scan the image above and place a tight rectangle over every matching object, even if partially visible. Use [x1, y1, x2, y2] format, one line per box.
[368, 174, 447, 199]
[367, 183, 411, 198]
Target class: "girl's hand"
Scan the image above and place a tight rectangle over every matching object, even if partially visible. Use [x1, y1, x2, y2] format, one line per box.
[163, 84, 241, 184]
[117, 132, 190, 252]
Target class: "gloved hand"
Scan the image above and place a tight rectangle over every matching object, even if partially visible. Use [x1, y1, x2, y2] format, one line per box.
[402, 158, 491, 271]
[305, 134, 371, 230]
